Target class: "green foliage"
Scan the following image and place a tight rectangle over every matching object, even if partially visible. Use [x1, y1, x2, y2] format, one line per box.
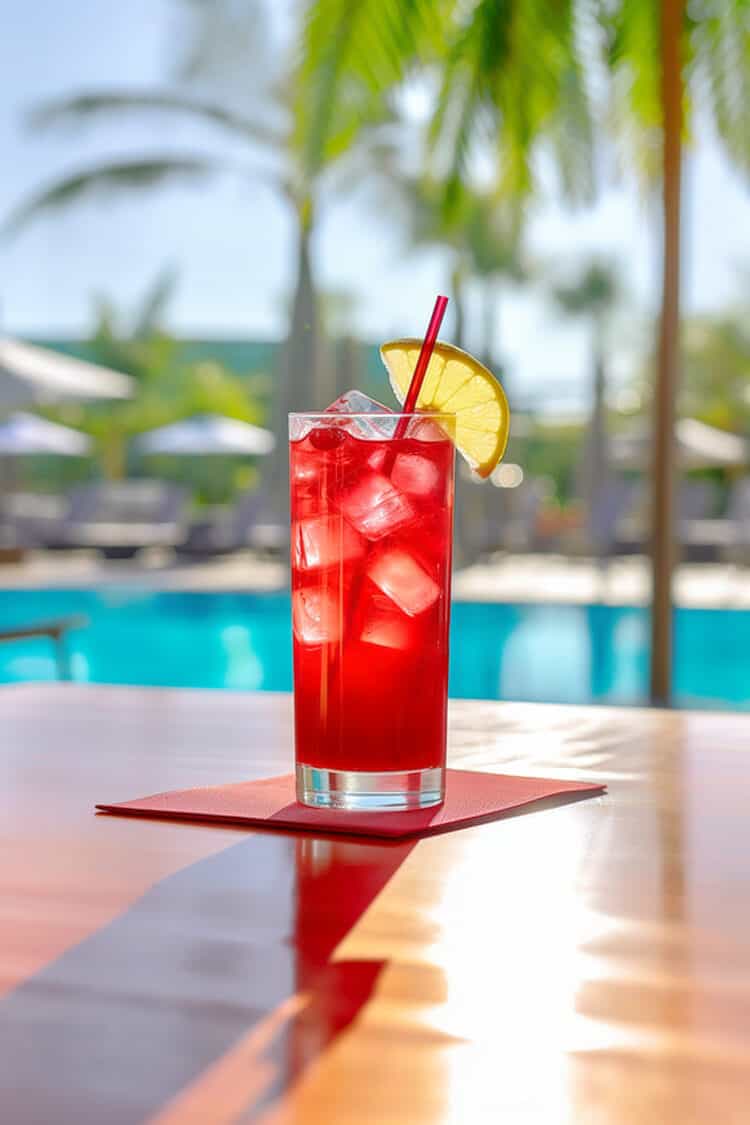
[437, 0, 593, 206]
[300, 0, 594, 211]
[604, 0, 663, 182]
[463, 192, 525, 282]
[300, 0, 750, 210]
[605, 0, 750, 185]
[404, 174, 524, 275]
[691, 0, 750, 178]
[46, 277, 264, 501]
[630, 301, 750, 432]
[397, 172, 527, 367]
[680, 307, 749, 430]
[522, 421, 584, 504]
[27, 90, 283, 147]
[6, 0, 398, 512]
[551, 260, 620, 320]
[297, 0, 436, 178]
[2, 158, 218, 234]
[9, 0, 397, 233]
[2, 24, 288, 236]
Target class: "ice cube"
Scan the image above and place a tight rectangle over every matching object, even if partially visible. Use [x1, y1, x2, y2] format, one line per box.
[294, 514, 364, 571]
[368, 549, 440, 616]
[367, 446, 442, 498]
[293, 588, 341, 644]
[409, 416, 450, 442]
[324, 390, 397, 440]
[335, 472, 414, 541]
[292, 449, 318, 484]
[360, 601, 413, 649]
[390, 453, 442, 499]
[291, 447, 326, 516]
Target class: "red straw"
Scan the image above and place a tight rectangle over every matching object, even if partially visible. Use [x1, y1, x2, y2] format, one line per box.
[339, 294, 450, 642]
[392, 294, 449, 441]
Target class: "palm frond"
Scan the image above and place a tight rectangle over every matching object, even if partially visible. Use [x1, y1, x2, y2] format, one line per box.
[431, 0, 594, 207]
[175, 0, 276, 91]
[398, 173, 465, 249]
[465, 193, 526, 281]
[29, 89, 285, 150]
[548, 0, 598, 211]
[299, 0, 594, 204]
[604, 0, 668, 184]
[132, 264, 179, 340]
[2, 156, 220, 235]
[429, 0, 514, 198]
[690, 1, 750, 176]
[551, 259, 620, 317]
[601, 1, 749, 187]
[296, 0, 439, 177]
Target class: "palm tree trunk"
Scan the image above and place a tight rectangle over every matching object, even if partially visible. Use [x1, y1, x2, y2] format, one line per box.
[334, 335, 362, 399]
[589, 318, 608, 563]
[450, 260, 467, 350]
[269, 202, 320, 526]
[448, 258, 475, 567]
[650, 0, 685, 705]
[101, 430, 126, 480]
[481, 282, 497, 371]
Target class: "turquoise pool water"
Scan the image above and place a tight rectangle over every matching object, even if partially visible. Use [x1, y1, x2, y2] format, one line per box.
[0, 589, 748, 709]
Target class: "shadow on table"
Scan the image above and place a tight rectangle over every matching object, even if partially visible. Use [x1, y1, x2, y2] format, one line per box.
[0, 832, 414, 1123]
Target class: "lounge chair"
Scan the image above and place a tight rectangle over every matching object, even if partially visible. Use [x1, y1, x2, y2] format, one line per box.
[176, 489, 285, 558]
[684, 477, 750, 563]
[5, 491, 68, 549]
[615, 479, 720, 555]
[727, 478, 750, 563]
[176, 491, 263, 558]
[247, 515, 287, 555]
[41, 480, 190, 559]
[0, 615, 87, 680]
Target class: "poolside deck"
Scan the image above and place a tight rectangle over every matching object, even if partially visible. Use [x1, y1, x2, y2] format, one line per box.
[0, 549, 746, 608]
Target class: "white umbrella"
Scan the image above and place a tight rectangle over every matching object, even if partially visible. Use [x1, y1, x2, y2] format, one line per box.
[135, 413, 275, 456]
[0, 412, 91, 456]
[611, 418, 748, 470]
[676, 419, 748, 466]
[0, 337, 134, 405]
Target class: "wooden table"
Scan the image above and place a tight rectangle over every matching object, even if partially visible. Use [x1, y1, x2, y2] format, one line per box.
[1, 684, 748, 1124]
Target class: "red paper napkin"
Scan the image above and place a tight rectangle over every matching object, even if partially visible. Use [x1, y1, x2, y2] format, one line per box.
[97, 769, 605, 840]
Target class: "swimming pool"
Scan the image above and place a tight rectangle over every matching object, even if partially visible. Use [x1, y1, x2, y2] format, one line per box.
[0, 588, 748, 710]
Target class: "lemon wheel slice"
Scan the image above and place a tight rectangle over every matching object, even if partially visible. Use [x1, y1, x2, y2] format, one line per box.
[380, 339, 510, 478]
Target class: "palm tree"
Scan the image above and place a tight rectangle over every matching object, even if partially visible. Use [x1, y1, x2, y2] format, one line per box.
[463, 193, 526, 376]
[402, 177, 525, 363]
[397, 176, 526, 565]
[402, 176, 471, 349]
[3, 0, 393, 523]
[644, 0, 683, 704]
[299, 0, 750, 703]
[552, 260, 619, 556]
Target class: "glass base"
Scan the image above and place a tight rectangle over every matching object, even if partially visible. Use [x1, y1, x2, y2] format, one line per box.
[296, 764, 444, 811]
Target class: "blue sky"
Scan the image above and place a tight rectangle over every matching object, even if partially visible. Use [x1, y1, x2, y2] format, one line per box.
[1, 0, 748, 411]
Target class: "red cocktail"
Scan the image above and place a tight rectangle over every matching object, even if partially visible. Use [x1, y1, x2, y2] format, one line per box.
[289, 405, 455, 810]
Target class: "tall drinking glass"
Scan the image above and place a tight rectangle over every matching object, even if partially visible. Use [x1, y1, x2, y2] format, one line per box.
[289, 411, 455, 810]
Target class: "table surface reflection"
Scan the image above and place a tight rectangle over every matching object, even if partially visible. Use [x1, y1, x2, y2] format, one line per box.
[1, 683, 748, 1123]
